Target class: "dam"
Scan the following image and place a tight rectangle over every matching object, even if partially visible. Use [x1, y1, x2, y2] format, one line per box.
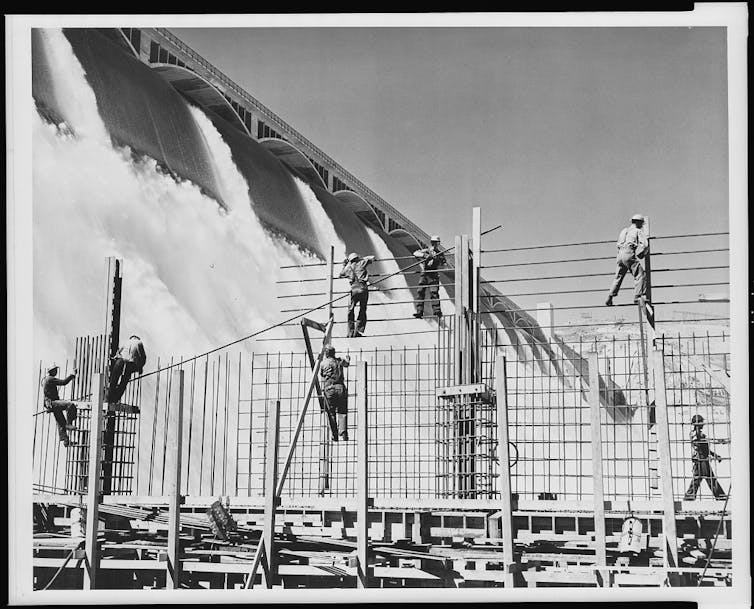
[30, 27, 732, 591]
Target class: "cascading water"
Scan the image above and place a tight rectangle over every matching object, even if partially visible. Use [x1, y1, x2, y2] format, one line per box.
[33, 29, 314, 364]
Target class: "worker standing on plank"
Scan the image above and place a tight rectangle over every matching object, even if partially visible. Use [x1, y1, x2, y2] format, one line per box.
[684, 414, 727, 500]
[413, 235, 447, 319]
[340, 252, 375, 338]
[41, 364, 78, 447]
[606, 214, 648, 306]
[320, 344, 351, 441]
[106, 334, 147, 404]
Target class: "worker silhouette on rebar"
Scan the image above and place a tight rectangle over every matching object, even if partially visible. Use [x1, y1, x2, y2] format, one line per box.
[106, 335, 147, 404]
[606, 214, 648, 306]
[684, 414, 727, 500]
[41, 364, 78, 447]
[320, 344, 351, 441]
[413, 235, 446, 319]
[340, 252, 375, 338]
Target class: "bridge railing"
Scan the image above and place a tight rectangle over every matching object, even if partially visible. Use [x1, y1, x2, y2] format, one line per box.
[153, 27, 429, 243]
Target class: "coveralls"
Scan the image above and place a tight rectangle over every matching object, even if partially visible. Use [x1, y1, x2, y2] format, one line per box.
[413, 247, 447, 317]
[320, 355, 350, 440]
[107, 336, 147, 404]
[684, 427, 725, 499]
[42, 373, 77, 444]
[340, 258, 373, 337]
[608, 224, 648, 302]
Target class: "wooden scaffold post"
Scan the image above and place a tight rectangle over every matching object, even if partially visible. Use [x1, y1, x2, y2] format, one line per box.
[263, 400, 281, 588]
[101, 256, 123, 495]
[166, 369, 185, 590]
[588, 350, 609, 587]
[356, 360, 371, 588]
[651, 347, 680, 585]
[494, 354, 515, 588]
[83, 373, 104, 590]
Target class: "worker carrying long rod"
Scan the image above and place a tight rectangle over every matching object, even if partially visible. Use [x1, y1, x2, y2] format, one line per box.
[412, 235, 446, 319]
[606, 214, 648, 306]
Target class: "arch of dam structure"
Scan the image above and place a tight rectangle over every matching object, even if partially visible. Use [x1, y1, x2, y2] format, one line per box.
[258, 138, 327, 190]
[334, 189, 385, 233]
[389, 227, 424, 252]
[150, 63, 251, 135]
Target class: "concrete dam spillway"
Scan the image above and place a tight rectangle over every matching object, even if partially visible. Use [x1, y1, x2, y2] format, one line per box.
[31, 26, 545, 361]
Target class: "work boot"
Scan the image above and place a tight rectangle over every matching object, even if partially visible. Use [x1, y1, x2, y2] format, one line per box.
[63, 439, 71, 447]
[435, 311, 443, 318]
[413, 312, 423, 319]
[340, 432, 349, 442]
[605, 296, 614, 306]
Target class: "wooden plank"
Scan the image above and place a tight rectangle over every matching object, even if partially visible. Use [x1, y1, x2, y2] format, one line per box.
[83, 374, 104, 590]
[276, 317, 334, 496]
[588, 351, 608, 587]
[435, 383, 491, 400]
[243, 538, 267, 589]
[263, 401, 280, 588]
[356, 361, 370, 588]
[327, 245, 335, 320]
[652, 348, 680, 579]
[461, 234, 471, 383]
[454, 235, 463, 384]
[166, 370, 184, 590]
[495, 355, 515, 588]
[472, 206, 482, 382]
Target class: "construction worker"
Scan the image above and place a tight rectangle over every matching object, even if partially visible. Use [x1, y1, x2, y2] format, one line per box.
[684, 414, 727, 500]
[106, 335, 147, 404]
[340, 252, 375, 338]
[320, 344, 351, 441]
[41, 364, 78, 447]
[412, 235, 446, 319]
[606, 214, 648, 306]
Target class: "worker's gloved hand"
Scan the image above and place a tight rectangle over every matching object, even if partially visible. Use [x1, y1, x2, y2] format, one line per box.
[72, 368, 78, 376]
[344, 355, 351, 362]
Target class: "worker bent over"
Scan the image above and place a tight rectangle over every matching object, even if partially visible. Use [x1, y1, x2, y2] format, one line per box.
[413, 235, 446, 319]
[606, 214, 648, 306]
[684, 414, 727, 500]
[41, 364, 78, 447]
[340, 252, 374, 338]
[107, 335, 147, 404]
[320, 345, 351, 441]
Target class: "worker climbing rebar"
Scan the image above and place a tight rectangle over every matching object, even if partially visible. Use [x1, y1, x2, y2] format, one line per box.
[606, 214, 648, 306]
[340, 252, 375, 338]
[684, 414, 727, 500]
[412, 235, 446, 319]
[41, 364, 78, 447]
[106, 334, 147, 404]
[319, 344, 351, 441]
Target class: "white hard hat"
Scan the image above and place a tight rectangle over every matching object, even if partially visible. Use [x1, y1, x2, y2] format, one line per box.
[631, 214, 645, 223]
[46, 363, 59, 374]
[348, 252, 359, 262]
[430, 235, 440, 242]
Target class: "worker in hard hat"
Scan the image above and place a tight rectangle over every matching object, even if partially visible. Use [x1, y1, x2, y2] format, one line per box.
[412, 235, 447, 319]
[684, 414, 727, 500]
[605, 214, 648, 306]
[319, 344, 351, 441]
[41, 364, 79, 447]
[106, 335, 147, 404]
[339, 252, 375, 338]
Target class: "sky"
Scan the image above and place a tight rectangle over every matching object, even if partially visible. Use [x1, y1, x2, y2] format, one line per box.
[171, 26, 728, 243]
[172, 25, 730, 324]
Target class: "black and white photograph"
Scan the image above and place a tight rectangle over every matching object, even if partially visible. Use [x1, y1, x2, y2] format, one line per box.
[6, 7, 749, 606]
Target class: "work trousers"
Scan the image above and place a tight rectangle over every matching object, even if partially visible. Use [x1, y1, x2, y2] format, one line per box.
[45, 399, 77, 443]
[107, 358, 139, 404]
[608, 249, 646, 301]
[416, 274, 441, 316]
[347, 288, 369, 337]
[684, 460, 725, 499]
[324, 383, 348, 439]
